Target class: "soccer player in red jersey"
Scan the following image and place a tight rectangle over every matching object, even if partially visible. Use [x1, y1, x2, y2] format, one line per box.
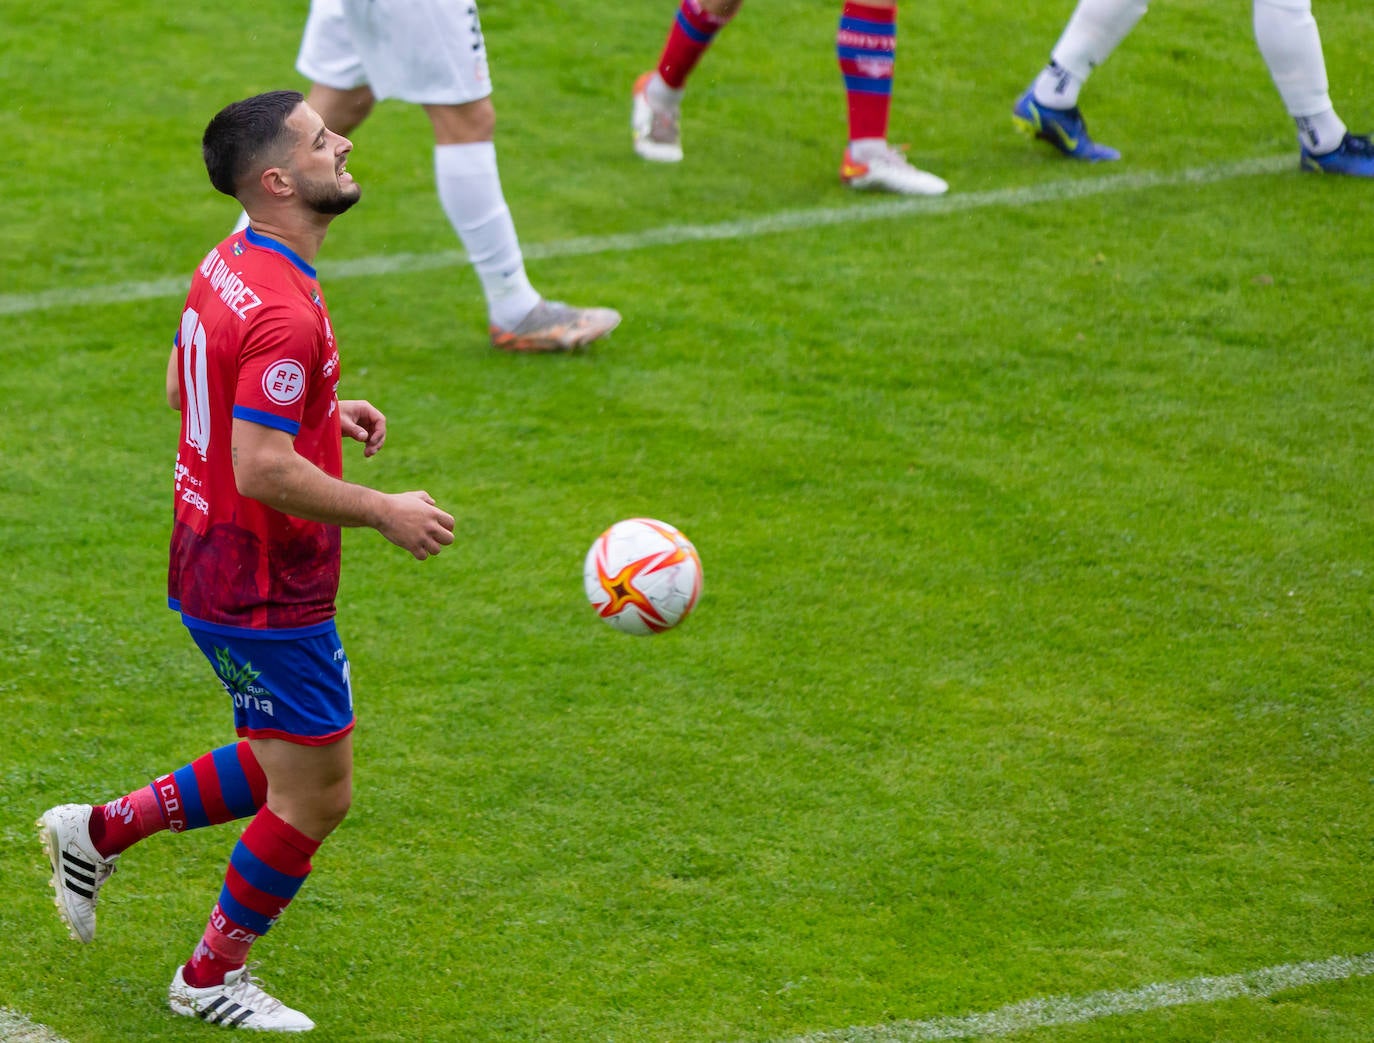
[631, 0, 948, 195]
[38, 90, 456, 1032]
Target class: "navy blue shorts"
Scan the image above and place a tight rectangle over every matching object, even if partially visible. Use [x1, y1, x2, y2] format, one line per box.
[186, 620, 355, 746]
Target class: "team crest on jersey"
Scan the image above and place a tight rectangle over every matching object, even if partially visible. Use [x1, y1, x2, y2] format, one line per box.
[232, 239, 245, 257]
[262, 359, 306, 405]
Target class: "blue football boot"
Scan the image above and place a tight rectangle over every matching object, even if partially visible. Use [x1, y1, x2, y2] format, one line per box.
[1013, 88, 1120, 162]
[1301, 133, 1374, 177]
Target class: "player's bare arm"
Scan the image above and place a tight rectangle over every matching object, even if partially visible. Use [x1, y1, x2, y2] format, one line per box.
[231, 417, 455, 559]
[165, 345, 180, 409]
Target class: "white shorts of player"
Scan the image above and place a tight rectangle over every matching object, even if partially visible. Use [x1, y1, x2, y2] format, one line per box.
[296, 0, 492, 105]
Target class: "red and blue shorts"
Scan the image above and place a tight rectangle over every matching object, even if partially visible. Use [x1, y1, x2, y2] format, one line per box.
[183, 617, 355, 746]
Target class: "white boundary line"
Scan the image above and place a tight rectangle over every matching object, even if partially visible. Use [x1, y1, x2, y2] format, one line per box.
[772, 952, 1374, 1043]
[1, 951, 1368, 1041]
[0, 155, 1292, 318]
[0, 1009, 69, 1043]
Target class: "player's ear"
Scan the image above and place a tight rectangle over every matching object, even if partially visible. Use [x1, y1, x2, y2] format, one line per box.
[259, 165, 294, 200]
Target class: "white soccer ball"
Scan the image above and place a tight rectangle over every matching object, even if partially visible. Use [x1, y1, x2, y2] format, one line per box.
[584, 518, 703, 635]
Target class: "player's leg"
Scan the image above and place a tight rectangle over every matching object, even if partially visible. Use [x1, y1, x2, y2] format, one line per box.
[837, 1, 947, 195]
[1012, 0, 1145, 160]
[181, 736, 351, 985]
[168, 736, 348, 1032]
[335, 0, 617, 351]
[307, 83, 377, 137]
[37, 742, 267, 943]
[296, 0, 376, 136]
[165, 626, 354, 1031]
[632, 0, 744, 162]
[425, 100, 622, 352]
[426, 98, 539, 335]
[1254, 0, 1373, 177]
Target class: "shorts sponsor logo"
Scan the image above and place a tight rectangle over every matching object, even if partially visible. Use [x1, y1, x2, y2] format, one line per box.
[231, 689, 277, 718]
[213, 647, 276, 719]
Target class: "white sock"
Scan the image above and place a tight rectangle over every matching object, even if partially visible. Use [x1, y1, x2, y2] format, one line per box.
[1293, 110, 1347, 155]
[1032, 61, 1084, 109]
[849, 138, 890, 163]
[1045, 0, 1150, 86]
[1253, 0, 1344, 152]
[645, 72, 684, 112]
[433, 142, 541, 329]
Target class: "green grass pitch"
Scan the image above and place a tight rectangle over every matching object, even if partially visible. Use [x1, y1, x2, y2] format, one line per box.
[3, 1, 1374, 1040]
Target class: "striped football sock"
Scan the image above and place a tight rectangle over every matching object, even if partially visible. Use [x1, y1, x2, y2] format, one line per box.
[837, 1, 897, 144]
[88, 741, 267, 857]
[184, 807, 321, 987]
[657, 0, 736, 89]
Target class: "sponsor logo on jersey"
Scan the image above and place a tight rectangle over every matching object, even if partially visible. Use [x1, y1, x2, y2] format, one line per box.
[180, 486, 210, 515]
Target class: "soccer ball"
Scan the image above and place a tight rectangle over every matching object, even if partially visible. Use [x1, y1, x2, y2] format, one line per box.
[584, 518, 703, 635]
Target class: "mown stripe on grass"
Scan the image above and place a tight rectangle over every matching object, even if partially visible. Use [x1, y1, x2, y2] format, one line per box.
[771, 952, 1374, 1043]
[0, 1009, 70, 1043]
[0, 155, 1293, 318]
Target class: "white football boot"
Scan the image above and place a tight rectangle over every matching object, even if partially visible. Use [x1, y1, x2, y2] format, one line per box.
[840, 144, 948, 196]
[37, 803, 119, 943]
[632, 71, 684, 163]
[169, 966, 316, 1032]
[490, 299, 622, 353]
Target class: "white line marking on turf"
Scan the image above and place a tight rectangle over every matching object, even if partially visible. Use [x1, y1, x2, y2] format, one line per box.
[771, 952, 1374, 1043]
[0, 155, 1292, 318]
[0, 1009, 71, 1043]
[0, 952, 1365, 1041]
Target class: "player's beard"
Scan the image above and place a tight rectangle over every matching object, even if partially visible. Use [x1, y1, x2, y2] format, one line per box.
[298, 171, 361, 216]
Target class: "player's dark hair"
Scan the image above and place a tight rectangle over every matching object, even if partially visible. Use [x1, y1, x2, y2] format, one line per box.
[202, 90, 305, 198]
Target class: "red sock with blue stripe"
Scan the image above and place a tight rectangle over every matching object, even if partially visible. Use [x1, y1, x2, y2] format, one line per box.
[657, 0, 736, 89]
[183, 806, 321, 987]
[87, 742, 267, 857]
[837, 1, 897, 147]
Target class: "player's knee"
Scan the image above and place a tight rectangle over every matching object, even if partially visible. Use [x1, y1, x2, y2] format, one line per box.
[307, 84, 375, 136]
[322, 781, 353, 829]
[425, 98, 494, 144]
